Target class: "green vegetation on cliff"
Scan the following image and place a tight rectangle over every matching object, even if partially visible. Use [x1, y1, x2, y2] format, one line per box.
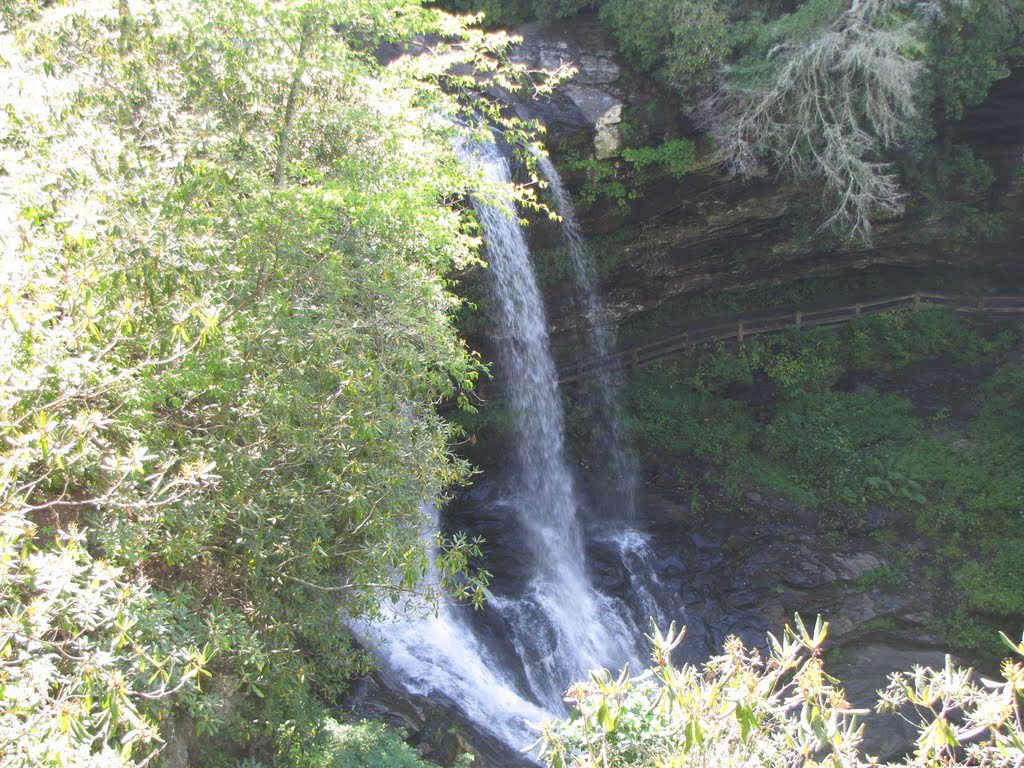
[443, 0, 1023, 241]
[626, 308, 1024, 656]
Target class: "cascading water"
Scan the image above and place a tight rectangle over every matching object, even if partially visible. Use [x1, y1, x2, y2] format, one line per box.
[359, 137, 671, 755]
[353, 506, 547, 751]
[535, 153, 641, 521]
[459, 139, 641, 705]
[537, 150, 668, 636]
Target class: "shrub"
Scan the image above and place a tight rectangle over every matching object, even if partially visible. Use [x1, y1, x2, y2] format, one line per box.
[534, 617, 1024, 768]
[312, 719, 443, 768]
[0, 0, 542, 762]
[924, 0, 1024, 119]
[599, 0, 730, 86]
[629, 362, 755, 469]
[764, 389, 920, 506]
[622, 139, 697, 180]
[957, 540, 1024, 619]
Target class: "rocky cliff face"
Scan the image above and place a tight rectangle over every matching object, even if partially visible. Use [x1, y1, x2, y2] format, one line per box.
[398, 22, 1024, 767]
[508, 15, 1024, 335]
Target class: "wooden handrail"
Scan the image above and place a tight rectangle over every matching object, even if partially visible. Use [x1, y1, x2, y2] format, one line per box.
[446, 291, 1024, 407]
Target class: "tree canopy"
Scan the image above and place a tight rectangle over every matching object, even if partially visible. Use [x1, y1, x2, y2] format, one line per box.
[438, 0, 1023, 241]
[0, 0, 552, 763]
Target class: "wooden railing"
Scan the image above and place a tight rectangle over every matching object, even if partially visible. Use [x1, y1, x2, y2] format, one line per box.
[451, 291, 1024, 405]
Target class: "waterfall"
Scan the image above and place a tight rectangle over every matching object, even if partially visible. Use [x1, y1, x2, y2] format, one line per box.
[353, 506, 547, 751]
[359, 138, 671, 755]
[535, 153, 641, 521]
[460, 139, 640, 705]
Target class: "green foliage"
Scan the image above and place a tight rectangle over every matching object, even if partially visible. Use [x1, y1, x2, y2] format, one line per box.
[729, 0, 846, 88]
[561, 154, 636, 214]
[627, 308, 1020, 514]
[889, 357, 1024, 535]
[702, 0, 926, 241]
[558, 139, 695, 217]
[765, 389, 921, 507]
[937, 610, 1012, 658]
[0, 0, 40, 30]
[957, 540, 1024, 619]
[627, 307, 1024, 656]
[535, 617, 1024, 768]
[531, 0, 591, 23]
[744, 457, 820, 507]
[925, 0, 1024, 119]
[629, 361, 754, 475]
[0, 521, 211, 766]
[708, 0, 1022, 240]
[433, 1, 1015, 248]
[434, 0, 526, 27]
[846, 307, 1009, 370]
[902, 141, 1007, 244]
[692, 341, 754, 392]
[0, 0, 556, 763]
[660, 0, 731, 87]
[439, 0, 1019, 242]
[748, 332, 843, 397]
[716, 0, 1020, 240]
[597, 0, 676, 73]
[856, 563, 905, 590]
[628, 310, 1003, 509]
[599, 0, 730, 87]
[436, 0, 588, 27]
[445, 0, 730, 89]
[310, 719, 443, 768]
[621, 138, 695, 179]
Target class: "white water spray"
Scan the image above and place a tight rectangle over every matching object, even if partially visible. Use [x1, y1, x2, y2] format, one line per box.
[355, 507, 547, 750]
[462, 140, 641, 704]
[361, 138, 669, 754]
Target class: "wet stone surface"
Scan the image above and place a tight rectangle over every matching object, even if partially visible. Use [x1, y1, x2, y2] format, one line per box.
[639, 480, 948, 760]
[359, 466, 951, 766]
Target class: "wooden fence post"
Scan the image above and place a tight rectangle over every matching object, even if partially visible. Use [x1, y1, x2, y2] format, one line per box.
[976, 297, 984, 313]
[914, 290, 921, 308]
[737, 320, 745, 343]
[855, 303, 862, 317]
[795, 311, 802, 329]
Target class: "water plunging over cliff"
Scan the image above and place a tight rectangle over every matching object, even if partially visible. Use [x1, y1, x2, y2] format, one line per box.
[460, 139, 640, 705]
[360, 138, 669, 753]
[536, 152, 640, 521]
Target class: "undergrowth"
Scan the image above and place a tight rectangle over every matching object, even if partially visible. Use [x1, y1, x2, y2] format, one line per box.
[626, 308, 1024, 656]
[309, 719, 472, 768]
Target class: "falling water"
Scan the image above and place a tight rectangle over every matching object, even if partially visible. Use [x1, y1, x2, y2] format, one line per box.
[617, 529, 670, 632]
[536, 153, 641, 521]
[533, 153, 675, 640]
[462, 139, 640, 705]
[360, 138, 670, 753]
[354, 506, 548, 751]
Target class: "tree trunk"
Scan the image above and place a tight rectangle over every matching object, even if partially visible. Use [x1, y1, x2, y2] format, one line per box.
[274, 17, 314, 188]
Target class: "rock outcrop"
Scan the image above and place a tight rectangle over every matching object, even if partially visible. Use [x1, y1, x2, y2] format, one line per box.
[506, 16, 1024, 336]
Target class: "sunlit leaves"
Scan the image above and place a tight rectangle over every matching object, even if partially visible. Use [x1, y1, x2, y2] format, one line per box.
[1, 0, 554, 763]
[540, 617, 1024, 768]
